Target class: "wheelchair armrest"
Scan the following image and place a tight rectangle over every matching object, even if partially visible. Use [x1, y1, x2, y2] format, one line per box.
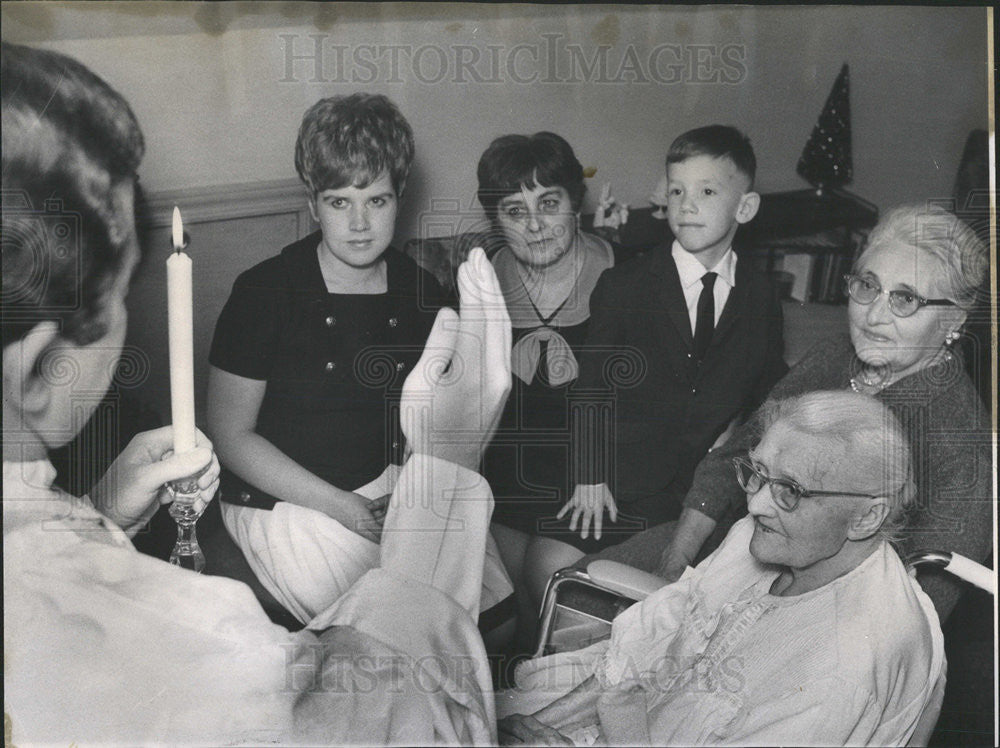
[906, 551, 996, 596]
[945, 553, 995, 595]
[585, 560, 667, 601]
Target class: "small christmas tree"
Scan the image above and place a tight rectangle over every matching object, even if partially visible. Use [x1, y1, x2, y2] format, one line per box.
[797, 64, 852, 194]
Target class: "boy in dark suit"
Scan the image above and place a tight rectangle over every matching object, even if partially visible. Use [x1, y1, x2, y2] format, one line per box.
[523, 126, 787, 595]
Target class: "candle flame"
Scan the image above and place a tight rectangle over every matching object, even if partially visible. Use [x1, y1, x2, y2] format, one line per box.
[172, 206, 184, 251]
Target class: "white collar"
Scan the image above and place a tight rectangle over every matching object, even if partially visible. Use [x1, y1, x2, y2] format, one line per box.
[671, 240, 738, 290]
[493, 231, 614, 329]
[3, 459, 123, 542]
[4, 458, 59, 501]
[4, 459, 64, 532]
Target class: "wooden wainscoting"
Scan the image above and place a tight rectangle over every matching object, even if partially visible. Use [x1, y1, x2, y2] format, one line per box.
[125, 179, 315, 424]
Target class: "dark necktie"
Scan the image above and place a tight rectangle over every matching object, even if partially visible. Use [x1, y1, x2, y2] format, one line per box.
[693, 271, 718, 361]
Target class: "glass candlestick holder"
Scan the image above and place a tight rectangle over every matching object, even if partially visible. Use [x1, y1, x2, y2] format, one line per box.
[167, 473, 206, 572]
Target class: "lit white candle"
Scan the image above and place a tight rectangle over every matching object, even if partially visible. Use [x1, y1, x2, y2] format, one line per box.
[167, 206, 197, 454]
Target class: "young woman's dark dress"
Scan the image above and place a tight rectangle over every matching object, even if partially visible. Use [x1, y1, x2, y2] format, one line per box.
[210, 232, 443, 507]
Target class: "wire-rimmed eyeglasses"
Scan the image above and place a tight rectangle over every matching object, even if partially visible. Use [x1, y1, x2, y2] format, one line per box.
[843, 274, 956, 318]
[732, 455, 878, 512]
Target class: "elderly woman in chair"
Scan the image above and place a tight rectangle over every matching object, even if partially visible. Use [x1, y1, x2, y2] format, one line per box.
[587, 204, 991, 625]
[498, 391, 944, 746]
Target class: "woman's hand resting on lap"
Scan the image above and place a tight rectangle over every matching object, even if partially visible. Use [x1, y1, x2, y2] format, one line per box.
[559, 482, 618, 540]
[498, 714, 574, 746]
[326, 492, 385, 543]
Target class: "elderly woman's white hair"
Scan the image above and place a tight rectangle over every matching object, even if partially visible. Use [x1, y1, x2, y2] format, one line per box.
[759, 390, 916, 543]
[856, 203, 988, 312]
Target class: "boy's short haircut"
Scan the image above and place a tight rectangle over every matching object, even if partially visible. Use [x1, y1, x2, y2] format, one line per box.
[666, 125, 756, 188]
[294, 93, 414, 197]
[477, 131, 586, 220]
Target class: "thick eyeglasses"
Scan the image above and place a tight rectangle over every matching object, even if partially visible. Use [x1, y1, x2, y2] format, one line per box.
[732, 456, 878, 512]
[843, 274, 956, 318]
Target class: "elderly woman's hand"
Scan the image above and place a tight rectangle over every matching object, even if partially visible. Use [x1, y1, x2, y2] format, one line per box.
[90, 426, 220, 536]
[498, 714, 574, 746]
[559, 482, 618, 540]
[401, 248, 512, 472]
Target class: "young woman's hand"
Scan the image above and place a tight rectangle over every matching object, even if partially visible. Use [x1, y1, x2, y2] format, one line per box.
[90, 426, 220, 537]
[368, 493, 391, 525]
[558, 482, 618, 540]
[498, 714, 573, 746]
[327, 492, 385, 543]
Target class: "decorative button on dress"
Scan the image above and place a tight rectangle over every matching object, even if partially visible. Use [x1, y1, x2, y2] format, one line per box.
[209, 232, 512, 623]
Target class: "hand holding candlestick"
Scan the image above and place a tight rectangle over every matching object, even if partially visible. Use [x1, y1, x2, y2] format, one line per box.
[166, 206, 207, 571]
[89, 427, 220, 539]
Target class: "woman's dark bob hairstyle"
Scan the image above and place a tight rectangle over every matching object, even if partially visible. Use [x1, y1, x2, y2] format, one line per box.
[476, 131, 587, 220]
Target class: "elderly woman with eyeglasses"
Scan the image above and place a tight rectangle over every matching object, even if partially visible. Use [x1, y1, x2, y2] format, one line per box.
[498, 391, 944, 746]
[583, 204, 991, 624]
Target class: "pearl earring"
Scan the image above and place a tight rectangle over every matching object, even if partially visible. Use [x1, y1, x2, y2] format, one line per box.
[944, 330, 960, 345]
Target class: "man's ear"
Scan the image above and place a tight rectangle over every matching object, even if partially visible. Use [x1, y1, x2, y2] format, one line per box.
[735, 191, 761, 225]
[848, 497, 890, 541]
[307, 195, 319, 223]
[3, 321, 61, 418]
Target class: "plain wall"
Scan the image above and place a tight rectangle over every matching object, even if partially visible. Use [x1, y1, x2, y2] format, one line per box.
[3, 2, 990, 235]
[2, 2, 991, 423]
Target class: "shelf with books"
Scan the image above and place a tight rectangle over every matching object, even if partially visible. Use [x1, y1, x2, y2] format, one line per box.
[739, 189, 877, 303]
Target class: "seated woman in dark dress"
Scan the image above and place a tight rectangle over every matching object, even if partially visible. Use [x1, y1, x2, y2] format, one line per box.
[207, 93, 512, 624]
[476, 132, 616, 639]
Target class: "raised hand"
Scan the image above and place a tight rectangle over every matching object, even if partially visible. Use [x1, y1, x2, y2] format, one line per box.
[401, 247, 511, 472]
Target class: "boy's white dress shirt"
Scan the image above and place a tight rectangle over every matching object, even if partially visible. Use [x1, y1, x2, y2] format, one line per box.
[671, 240, 738, 333]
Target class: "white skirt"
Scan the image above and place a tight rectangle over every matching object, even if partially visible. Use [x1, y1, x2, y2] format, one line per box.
[221, 464, 514, 625]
